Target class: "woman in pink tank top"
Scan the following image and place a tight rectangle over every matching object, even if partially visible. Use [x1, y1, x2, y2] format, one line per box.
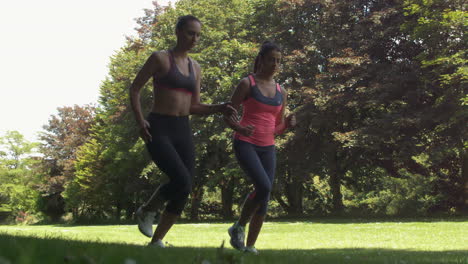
[224, 41, 296, 254]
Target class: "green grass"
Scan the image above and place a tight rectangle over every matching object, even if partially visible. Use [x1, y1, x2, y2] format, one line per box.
[0, 218, 467, 263]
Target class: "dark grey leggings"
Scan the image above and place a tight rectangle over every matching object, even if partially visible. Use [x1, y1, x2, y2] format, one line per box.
[233, 139, 276, 215]
[145, 112, 194, 215]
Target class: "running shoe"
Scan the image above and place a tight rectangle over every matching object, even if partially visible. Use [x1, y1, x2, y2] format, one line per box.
[243, 246, 258, 255]
[148, 239, 165, 248]
[228, 223, 245, 250]
[136, 206, 157, 238]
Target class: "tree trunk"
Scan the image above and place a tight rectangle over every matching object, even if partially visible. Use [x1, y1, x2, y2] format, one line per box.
[72, 207, 79, 220]
[115, 201, 121, 220]
[285, 182, 303, 215]
[274, 193, 290, 212]
[329, 171, 344, 214]
[221, 176, 235, 219]
[190, 185, 204, 221]
[328, 149, 344, 214]
[283, 167, 304, 216]
[461, 148, 468, 213]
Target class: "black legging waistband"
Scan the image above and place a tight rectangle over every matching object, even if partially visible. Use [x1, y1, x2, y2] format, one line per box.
[147, 112, 191, 137]
[148, 112, 189, 120]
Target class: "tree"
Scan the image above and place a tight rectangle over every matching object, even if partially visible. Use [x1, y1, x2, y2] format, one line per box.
[71, 0, 259, 221]
[401, 0, 467, 212]
[247, 0, 466, 216]
[0, 131, 39, 220]
[66, 0, 465, 221]
[37, 104, 96, 221]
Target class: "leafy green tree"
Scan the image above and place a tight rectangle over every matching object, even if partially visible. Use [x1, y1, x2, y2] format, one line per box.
[66, 3, 166, 220]
[0, 131, 39, 220]
[70, 0, 258, 221]
[37, 104, 96, 221]
[69, 0, 465, 220]
[401, 0, 467, 212]
[248, 0, 466, 215]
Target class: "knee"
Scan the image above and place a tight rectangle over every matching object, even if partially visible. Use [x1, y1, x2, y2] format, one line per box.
[256, 201, 269, 215]
[165, 196, 189, 215]
[256, 182, 272, 200]
[177, 182, 192, 198]
[258, 181, 272, 195]
[165, 183, 191, 215]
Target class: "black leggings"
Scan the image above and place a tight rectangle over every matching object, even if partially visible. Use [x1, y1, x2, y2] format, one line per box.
[145, 112, 195, 215]
[233, 139, 276, 215]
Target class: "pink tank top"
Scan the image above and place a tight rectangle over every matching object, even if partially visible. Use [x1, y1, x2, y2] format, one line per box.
[234, 75, 283, 146]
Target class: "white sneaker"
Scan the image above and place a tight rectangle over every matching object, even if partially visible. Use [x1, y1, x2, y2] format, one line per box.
[148, 239, 165, 248]
[136, 206, 157, 238]
[243, 246, 258, 255]
[228, 223, 245, 250]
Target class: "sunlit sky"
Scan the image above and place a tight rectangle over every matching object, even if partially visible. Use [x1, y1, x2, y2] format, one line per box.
[0, 0, 173, 142]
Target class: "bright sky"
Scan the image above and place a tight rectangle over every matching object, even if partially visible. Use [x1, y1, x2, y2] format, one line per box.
[0, 0, 173, 142]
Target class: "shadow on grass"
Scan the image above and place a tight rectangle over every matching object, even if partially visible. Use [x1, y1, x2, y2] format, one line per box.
[0, 234, 466, 264]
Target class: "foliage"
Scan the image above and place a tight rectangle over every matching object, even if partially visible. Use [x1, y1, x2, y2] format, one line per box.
[0, 131, 40, 222]
[248, 0, 467, 215]
[36, 104, 96, 221]
[65, 0, 466, 220]
[5, 0, 465, 222]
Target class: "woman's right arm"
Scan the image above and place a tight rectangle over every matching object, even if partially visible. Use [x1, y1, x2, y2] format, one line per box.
[129, 52, 161, 142]
[223, 78, 255, 136]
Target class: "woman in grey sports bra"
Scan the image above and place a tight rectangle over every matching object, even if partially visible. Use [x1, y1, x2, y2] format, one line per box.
[129, 15, 236, 248]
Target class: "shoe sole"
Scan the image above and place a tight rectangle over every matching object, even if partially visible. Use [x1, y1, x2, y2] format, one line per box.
[148, 242, 165, 248]
[243, 248, 259, 255]
[136, 207, 153, 238]
[138, 223, 153, 238]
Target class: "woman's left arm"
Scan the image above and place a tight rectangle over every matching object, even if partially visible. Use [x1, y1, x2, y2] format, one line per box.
[189, 60, 236, 115]
[274, 87, 296, 135]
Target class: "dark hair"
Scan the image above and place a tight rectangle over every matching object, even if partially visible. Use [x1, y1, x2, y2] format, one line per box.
[176, 15, 201, 31]
[253, 41, 281, 73]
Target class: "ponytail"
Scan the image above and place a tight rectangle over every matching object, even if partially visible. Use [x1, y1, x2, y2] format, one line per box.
[253, 55, 260, 73]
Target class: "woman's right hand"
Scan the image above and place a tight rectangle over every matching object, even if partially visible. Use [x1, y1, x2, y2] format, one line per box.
[237, 125, 255, 137]
[140, 120, 152, 143]
[286, 113, 297, 128]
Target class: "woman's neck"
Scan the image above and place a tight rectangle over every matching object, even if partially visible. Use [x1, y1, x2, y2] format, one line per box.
[255, 71, 275, 82]
[172, 44, 189, 58]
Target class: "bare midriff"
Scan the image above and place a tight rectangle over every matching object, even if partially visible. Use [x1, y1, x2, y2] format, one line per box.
[151, 86, 192, 116]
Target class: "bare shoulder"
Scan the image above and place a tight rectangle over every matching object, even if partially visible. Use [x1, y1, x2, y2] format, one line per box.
[190, 58, 201, 72]
[232, 77, 249, 93]
[239, 76, 250, 88]
[150, 50, 169, 64]
[149, 50, 171, 73]
[278, 83, 288, 95]
[188, 58, 201, 82]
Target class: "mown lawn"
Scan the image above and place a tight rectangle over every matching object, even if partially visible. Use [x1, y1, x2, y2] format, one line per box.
[0, 218, 467, 263]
